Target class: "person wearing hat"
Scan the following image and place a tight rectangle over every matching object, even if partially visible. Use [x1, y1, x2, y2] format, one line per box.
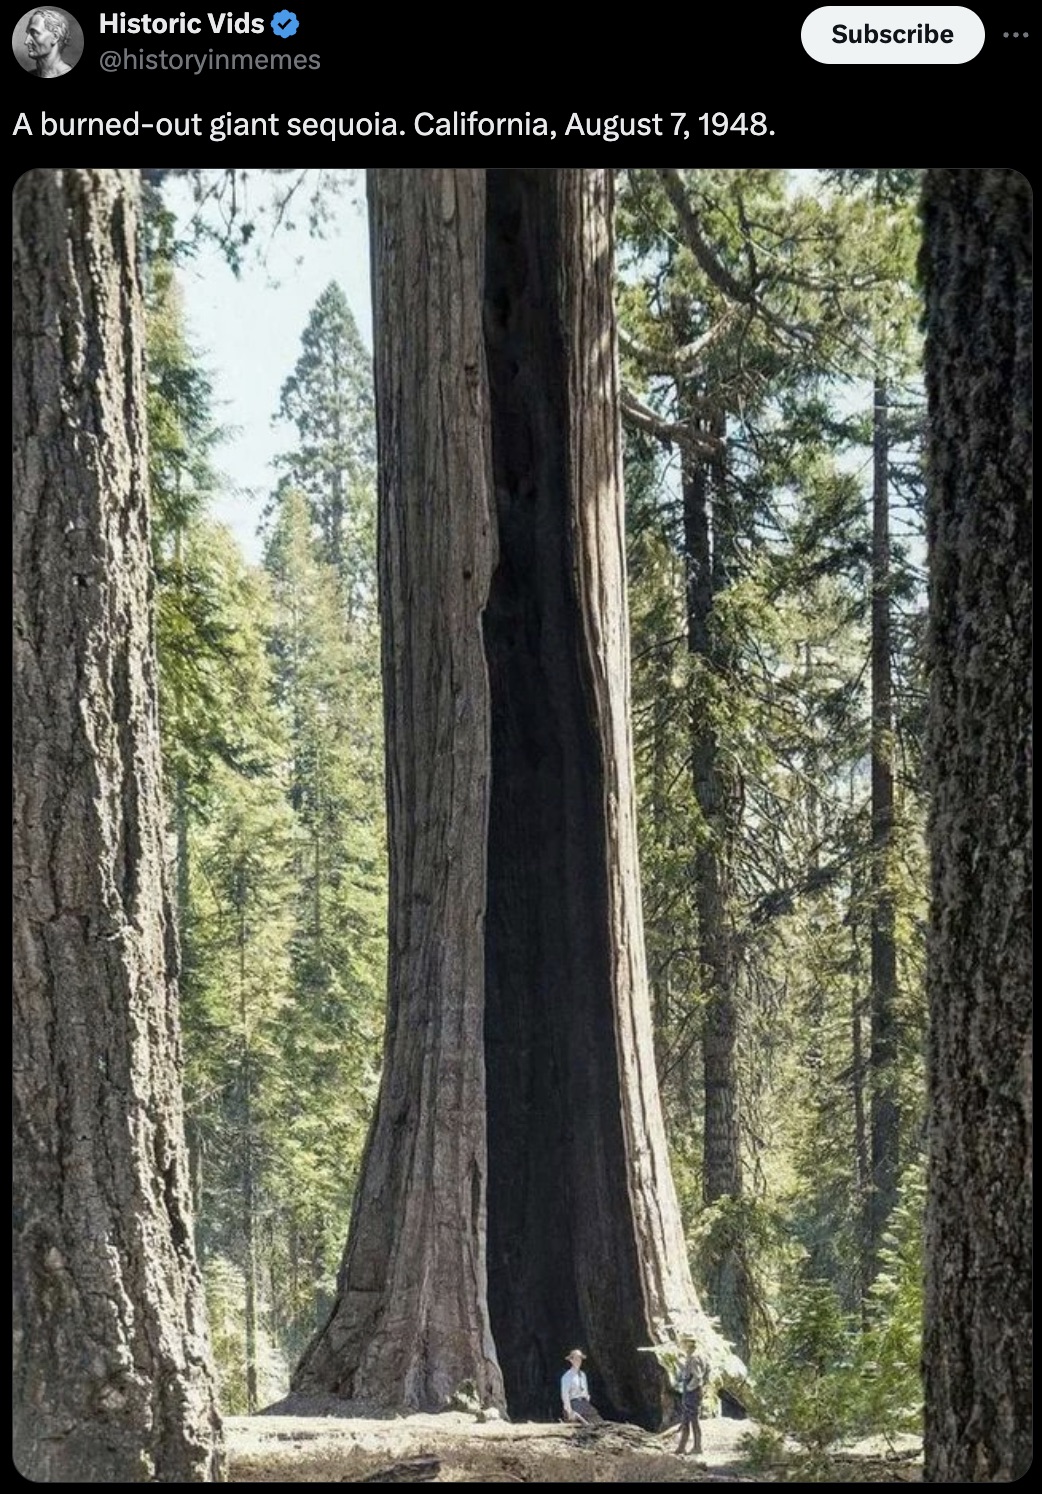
[561, 1348, 598, 1423]
[675, 1338, 708, 1456]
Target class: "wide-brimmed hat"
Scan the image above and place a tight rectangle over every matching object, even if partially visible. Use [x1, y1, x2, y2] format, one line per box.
[565, 1348, 586, 1361]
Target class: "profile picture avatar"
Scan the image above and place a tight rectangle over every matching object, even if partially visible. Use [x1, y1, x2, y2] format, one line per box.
[13, 9, 83, 76]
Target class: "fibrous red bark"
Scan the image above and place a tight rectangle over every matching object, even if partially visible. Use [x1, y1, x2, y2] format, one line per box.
[294, 168, 702, 1426]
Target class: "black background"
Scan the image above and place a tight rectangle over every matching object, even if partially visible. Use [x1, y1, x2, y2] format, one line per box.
[7, 4, 1035, 172]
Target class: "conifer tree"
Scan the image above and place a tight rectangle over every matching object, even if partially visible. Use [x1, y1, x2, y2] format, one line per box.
[14, 165, 223, 1484]
[275, 281, 376, 619]
[619, 168, 928, 1349]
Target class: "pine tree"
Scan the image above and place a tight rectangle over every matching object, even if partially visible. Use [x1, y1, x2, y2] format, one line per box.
[619, 169, 929, 1354]
[146, 250, 387, 1398]
[266, 293, 387, 1327]
[274, 281, 376, 619]
[263, 488, 385, 1355]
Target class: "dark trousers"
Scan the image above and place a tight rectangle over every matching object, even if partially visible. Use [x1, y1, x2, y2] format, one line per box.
[677, 1391, 702, 1452]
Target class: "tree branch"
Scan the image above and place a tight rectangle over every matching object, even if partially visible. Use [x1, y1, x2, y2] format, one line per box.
[658, 169, 818, 350]
[657, 168, 752, 304]
[619, 309, 738, 378]
[620, 387, 722, 456]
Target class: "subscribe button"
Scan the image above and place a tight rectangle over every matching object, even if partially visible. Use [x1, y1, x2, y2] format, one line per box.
[802, 6, 985, 61]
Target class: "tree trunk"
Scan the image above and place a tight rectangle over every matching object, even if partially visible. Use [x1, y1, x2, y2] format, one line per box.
[482, 168, 696, 1424]
[647, 634, 675, 1062]
[681, 426, 747, 1358]
[295, 168, 700, 1426]
[12, 169, 223, 1482]
[238, 893, 259, 1415]
[920, 168, 1031, 1484]
[293, 168, 503, 1412]
[684, 458, 740, 1209]
[866, 375, 899, 1283]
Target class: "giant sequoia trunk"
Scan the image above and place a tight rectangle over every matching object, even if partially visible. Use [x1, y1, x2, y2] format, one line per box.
[13, 170, 223, 1481]
[482, 169, 696, 1422]
[920, 168, 1031, 1483]
[294, 168, 699, 1425]
[293, 168, 502, 1412]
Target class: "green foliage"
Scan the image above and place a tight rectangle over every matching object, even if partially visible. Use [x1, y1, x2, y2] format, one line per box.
[639, 1306, 747, 1401]
[183, 746, 297, 1220]
[273, 281, 376, 618]
[622, 168, 928, 1403]
[691, 1195, 793, 1356]
[146, 241, 386, 1396]
[146, 169, 354, 277]
[738, 1424, 787, 1473]
[203, 1256, 288, 1414]
[853, 1164, 925, 1437]
[255, 284, 387, 1360]
[747, 1167, 924, 1459]
[262, 487, 385, 1351]
[748, 1280, 861, 1455]
[145, 247, 254, 816]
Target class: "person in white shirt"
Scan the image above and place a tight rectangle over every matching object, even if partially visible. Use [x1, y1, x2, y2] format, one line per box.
[560, 1348, 598, 1423]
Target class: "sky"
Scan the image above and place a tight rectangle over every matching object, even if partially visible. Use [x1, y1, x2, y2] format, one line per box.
[161, 171, 371, 563]
[161, 169, 921, 568]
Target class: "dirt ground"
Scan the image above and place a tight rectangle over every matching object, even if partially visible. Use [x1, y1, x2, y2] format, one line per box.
[225, 1396, 923, 1483]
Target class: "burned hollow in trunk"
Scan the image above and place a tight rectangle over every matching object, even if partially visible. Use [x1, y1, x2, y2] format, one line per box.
[294, 168, 698, 1428]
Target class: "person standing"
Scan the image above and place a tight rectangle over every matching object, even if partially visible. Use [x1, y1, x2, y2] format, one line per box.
[675, 1341, 708, 1456]
[560, 1348, 598, 1423]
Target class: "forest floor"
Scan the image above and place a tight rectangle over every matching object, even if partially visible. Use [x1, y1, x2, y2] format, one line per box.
[225, 1395, 923, 1483]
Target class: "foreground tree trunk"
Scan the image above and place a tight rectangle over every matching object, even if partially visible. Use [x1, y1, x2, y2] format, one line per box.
[920, 168, 1031, 1484]
[295, 168, 701, 1425]
[13, 170, 223, 1481]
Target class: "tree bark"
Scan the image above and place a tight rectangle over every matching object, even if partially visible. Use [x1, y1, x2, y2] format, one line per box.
[680, 415, 748, 1358]
[920, 168, 1031, 1484]
[482, 168, 697, 1424]
[295, 168, 700, 1426]
[683, 458, 739, 1209]
[13, 169, 223, 1482]
[293, 168, 503, 1412]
